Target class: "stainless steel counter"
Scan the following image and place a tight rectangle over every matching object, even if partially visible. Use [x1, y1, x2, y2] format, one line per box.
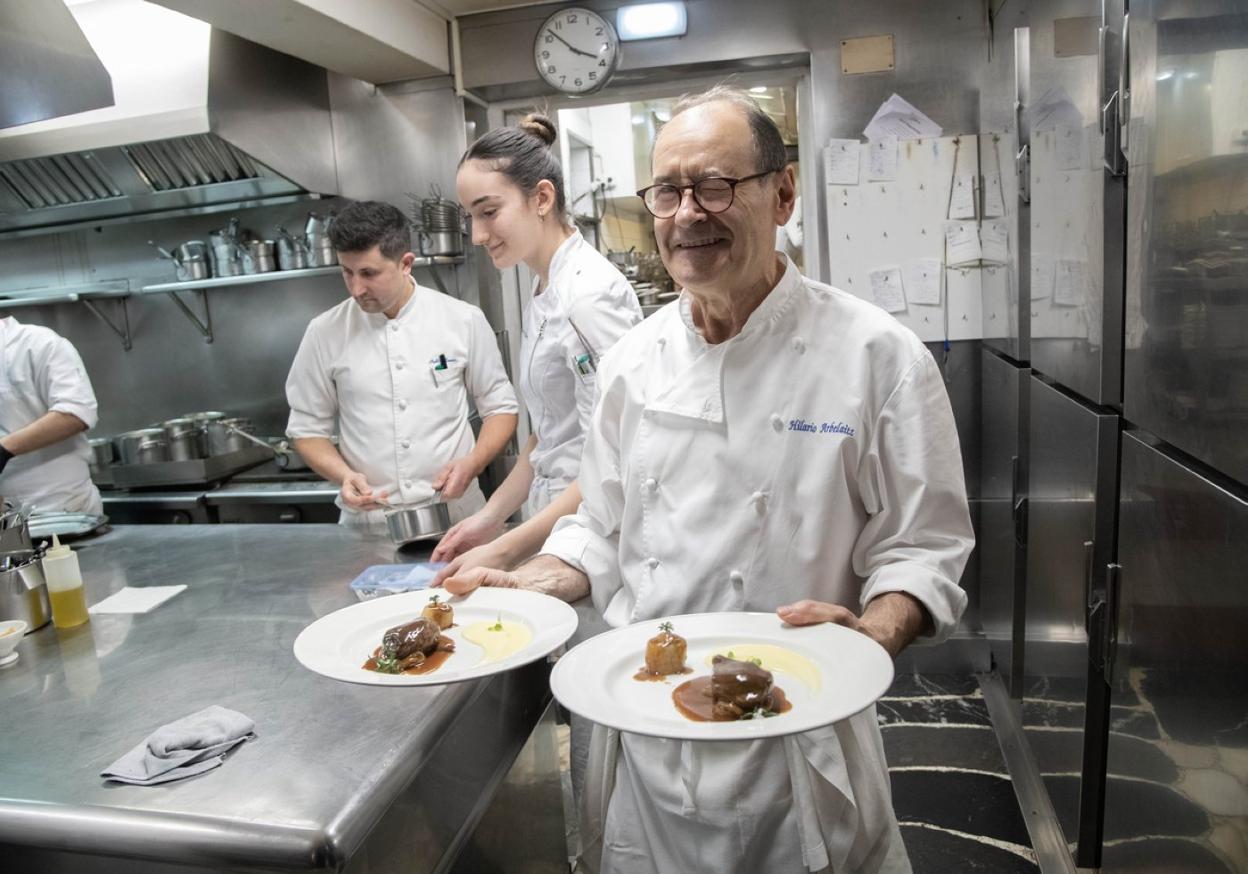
[0, 525, 562, 873]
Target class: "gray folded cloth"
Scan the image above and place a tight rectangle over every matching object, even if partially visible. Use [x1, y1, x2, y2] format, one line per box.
[101, 705, 256, 785]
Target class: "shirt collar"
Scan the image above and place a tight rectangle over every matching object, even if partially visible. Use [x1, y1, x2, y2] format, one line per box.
[542, 229, 584, 293]
[385, 276, 421, 325]
[676, 254, 801, 345]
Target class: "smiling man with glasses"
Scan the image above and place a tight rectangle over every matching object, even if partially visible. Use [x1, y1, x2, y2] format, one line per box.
[444, 85, 973, 874]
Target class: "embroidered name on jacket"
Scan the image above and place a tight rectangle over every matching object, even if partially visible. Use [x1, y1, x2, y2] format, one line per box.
[788, 418, 855, 437]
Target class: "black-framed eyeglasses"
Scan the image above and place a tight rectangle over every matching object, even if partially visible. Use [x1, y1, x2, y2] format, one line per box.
[635, 168, 782, 219]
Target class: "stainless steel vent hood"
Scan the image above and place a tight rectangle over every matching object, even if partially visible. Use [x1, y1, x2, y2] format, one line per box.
[0, 0, 339, 236]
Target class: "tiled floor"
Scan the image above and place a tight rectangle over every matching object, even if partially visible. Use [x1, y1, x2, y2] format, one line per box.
[881, 673, 1041, 873]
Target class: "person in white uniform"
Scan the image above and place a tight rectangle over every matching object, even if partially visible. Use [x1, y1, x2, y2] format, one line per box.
[445, 86, 975, 873]
[0, 317, 103, 515]
[285, 200, 519, 530]
[432, 113, 641, 572]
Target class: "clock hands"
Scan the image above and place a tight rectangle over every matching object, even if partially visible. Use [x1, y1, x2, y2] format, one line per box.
[546, 29, 597, 59]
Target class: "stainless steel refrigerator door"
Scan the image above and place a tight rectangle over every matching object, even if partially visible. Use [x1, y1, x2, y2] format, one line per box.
[980, 349, 1029, 694]
[1123, 1, 1248, 485]
[1024, 375, 1120, 863]
[1101, 431, 1248, 873]
[1028, 0, 1127, 406]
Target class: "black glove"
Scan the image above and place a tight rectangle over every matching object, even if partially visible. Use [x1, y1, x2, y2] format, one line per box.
[0, 442, 12, 475]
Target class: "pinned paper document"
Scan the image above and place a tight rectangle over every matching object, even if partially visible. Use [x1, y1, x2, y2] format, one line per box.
[868, 266, 907, 313]
[983, 173, 1006, 217]
[863, 93, 943, 140]
[903, 259, 943, 305]
[949, 174, 977, 219]
[944, 221, 982, 266]
[981, 220, 1010, 264]
[1054, 259, 1089, 306]
[868, 136, 898, 181]
[1031, 259, 1054, 300]
[824, 139, 861, 185]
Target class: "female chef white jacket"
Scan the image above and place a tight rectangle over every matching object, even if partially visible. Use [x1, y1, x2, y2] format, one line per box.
[519, 231, 641, 514]
[0, 317, 103, 515]
[285, 282, 518, 527]
[542, 258, 974, 873]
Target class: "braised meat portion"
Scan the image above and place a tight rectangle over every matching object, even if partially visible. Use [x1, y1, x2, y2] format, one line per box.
[710, 654, 775, 720]
[383, 617, 440, 660]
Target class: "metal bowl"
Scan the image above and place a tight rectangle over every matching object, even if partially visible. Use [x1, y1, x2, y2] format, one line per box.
[384, 502, 451, 547]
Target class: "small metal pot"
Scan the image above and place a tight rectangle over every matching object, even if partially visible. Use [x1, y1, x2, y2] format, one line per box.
[206, 417, 256, 455]
[182, 411, 228, 427]
[418, 230, 462, 258]
[161, 418, 207, 461]
[116, 428, 169, 466]
[88, 437, 115, 470]
[242, 240, 277, 274]
[384, 501, 452, 547]
[0, 556, 51, 632]
[308, 237, 337, 267]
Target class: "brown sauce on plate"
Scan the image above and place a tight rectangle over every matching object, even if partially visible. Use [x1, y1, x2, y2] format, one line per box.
[672, 675, 792, 722]
[362, 635, 455, 675]
[633, 665, 693, 682]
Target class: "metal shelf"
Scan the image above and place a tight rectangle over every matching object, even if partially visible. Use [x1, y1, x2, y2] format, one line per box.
[138, 256, 463, 294]
[0, 283, 134, 349]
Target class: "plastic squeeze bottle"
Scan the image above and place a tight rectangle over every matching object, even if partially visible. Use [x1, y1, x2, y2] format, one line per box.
[43, 534, 89, 629]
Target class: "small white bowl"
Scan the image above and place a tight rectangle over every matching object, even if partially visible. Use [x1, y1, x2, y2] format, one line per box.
[0, 620, 28, 662]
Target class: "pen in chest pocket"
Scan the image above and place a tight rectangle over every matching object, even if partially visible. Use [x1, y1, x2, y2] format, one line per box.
[429, 353, 457, 387]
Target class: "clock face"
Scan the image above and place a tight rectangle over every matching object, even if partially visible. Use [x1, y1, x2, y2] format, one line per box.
[533, 7, 619, 95]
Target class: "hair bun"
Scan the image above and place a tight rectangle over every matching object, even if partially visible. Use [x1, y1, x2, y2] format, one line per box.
[519, 113, 557, 147]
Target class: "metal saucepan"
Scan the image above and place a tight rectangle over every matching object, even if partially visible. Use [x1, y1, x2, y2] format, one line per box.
[384, 497, 452, 547]
[242, 239, 277, 274]
[161, 418, 208, 461]
[115, 428, 170, 466]
[206, 417, 257, 455]
[88, 437, 115, 470]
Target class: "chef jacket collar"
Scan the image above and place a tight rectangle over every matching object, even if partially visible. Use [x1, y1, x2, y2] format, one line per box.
[371, 275, 421, 327]
[647, 257, 802, 425]
[534, 228, 585, 297]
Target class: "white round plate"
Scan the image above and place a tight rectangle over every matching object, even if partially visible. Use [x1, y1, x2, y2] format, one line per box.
[293, 588, 578, 686]
[550, 612, 894, 741]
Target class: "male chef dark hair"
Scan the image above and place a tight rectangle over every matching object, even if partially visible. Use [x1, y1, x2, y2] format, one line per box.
[326, 200, 413, 261]
[459, 112, 567, 220]
[669, 84, 788, 174]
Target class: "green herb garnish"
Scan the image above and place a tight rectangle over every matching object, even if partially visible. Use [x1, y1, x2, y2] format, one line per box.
[372, 645, 401, 674]
[428, 593, 441, 605]
[659, 621, 674, 634]
[488, 614, 504, 632]
[743, 707, 778, 720]
[723, 650, 762, 667]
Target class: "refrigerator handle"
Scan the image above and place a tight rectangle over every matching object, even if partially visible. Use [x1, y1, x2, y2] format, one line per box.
[1083, 539, 1096, 633]
[1012, 455, 1028, 546]
[1015, 144, 1031, 204]
[1119, 12, 1131, 158]
[1097, 7, 1107, 134]
[1100, 563, 1122, 685]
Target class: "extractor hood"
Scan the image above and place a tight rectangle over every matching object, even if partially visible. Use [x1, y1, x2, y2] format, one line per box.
[0, 0, 339, 236]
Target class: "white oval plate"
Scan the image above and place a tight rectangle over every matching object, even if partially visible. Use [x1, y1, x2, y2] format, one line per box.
[293, 587, 579, 686]
[550, 612, 893, 741]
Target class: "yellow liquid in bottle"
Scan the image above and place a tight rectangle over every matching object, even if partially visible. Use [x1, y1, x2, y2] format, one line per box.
[50, 585, 90, 629]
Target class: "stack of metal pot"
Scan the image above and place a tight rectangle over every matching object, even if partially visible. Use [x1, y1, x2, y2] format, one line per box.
[409, 189, 464, 257]
[0, 505, 50, 632]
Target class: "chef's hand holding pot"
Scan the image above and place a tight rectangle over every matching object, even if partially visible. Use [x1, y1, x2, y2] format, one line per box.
[430, 455, 478, 500]
[340, 471, 388, 511]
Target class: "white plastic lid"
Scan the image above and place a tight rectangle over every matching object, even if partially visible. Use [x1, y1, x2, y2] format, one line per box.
[44, 533, 73, 560]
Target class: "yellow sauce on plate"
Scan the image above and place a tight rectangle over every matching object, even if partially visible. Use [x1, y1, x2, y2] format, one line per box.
[462, 619, 533, 664]
[707, 644, 822, 692]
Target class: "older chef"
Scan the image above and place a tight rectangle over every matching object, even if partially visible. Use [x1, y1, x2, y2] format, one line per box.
[285, 200, 518, 528]
[446, 86, 974, 873]
[0, 317, 103, 515]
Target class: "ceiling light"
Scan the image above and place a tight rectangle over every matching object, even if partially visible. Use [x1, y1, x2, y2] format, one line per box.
[632, 115, 646, 125]
[750, 86, 767, 94]
[617, 3, 688, 41]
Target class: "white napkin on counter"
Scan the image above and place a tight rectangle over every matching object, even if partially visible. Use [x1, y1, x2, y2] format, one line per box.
[89, 585, 186, 614]
[101, 705, 255, 785]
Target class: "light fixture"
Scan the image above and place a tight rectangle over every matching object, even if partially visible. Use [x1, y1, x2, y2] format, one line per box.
[1156, 69, 1175, 81]
[617, 2, 688, 42]
[631, 115, 646, 125]
[749, 86, 768, 94]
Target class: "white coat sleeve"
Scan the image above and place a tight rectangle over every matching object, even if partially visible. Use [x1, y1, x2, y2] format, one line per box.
[285, 322, 337, 440]
[463, 308, 519, 419]
[37, 335, 98, 430]
[851, 352, 974, 642]
[562, 277, 642, 454]
[539, 350, 627, 612]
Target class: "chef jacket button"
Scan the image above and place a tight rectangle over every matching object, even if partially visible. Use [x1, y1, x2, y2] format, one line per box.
[395, 361, 405, 370]
[401, 440, 411, 449]
[644, 477, 658, 492]
[770, 413, 784, 431]
[792, 336, 806, 353]
[750, 490, 766, 505]
[657, 337, 667, 348]
[646, 557, 659, 569]
[403, 480, 412, 489]
[390, 323, 399, 332]
[729, 570, 744, 586]
[398, 400, 408, 410]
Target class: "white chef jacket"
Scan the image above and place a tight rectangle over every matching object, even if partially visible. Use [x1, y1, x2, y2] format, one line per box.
[520, 231, 641, 515]
[0, 317, 103, 515]
[542, 257, 973, 873]
[285, 281, 518, 528]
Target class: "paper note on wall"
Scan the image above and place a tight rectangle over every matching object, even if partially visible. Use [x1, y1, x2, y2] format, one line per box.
[983, 173, 1006, 217]
[824, 139, 861, 185]
[903, 258, 943, 305]
[1031, 259, 1054, 300]
[949, 174, 977, 219]
[981, 220, 1010, 264]
[868, 136, 898, 181]
[1057, 124, 1084, 171]
[868, 266, 906, 313]
[863, 93, 943, 140]
[945, 221, 982, 266]
[1054, 259, 1088, 306]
